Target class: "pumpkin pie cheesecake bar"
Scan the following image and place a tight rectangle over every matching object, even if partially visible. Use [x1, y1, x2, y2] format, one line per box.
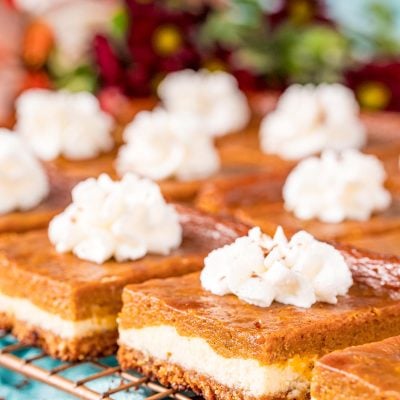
[198, 150, 400, 242]
[0, 174, 247, 360]
[118, 227, 400, 400]
[311, 335, 400, 400]
[0, 129, 76, 233]
[16, 73, 254, 203]
[224, 83, 400, 169]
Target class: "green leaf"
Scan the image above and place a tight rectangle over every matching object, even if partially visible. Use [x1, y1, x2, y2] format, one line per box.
[110, 7, 129, 40]
[55, 66, 98, 93]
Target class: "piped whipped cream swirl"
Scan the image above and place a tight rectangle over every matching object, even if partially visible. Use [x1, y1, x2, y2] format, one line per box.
[201, 226, 353, 308]
[260, 84, 366, 160]
[0, 129, 50, 214]
[16, 89, 114, 161]
[49, 174, 182, 264]
[116, 108, 220, 181]
[283, 150, 391, 223]
[158, 69, 250, 137]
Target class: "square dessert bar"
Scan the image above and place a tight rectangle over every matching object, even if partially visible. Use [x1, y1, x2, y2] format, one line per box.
[311, 335, 400, 400]
[46, 147, 265, 203]
[196, 170, 400, 242]
[215, 111, 400, 170]
[0, 205, 247, 361]
[0, 169, 75, 233]
[235, 200, 400, 242]
[118, 245, 400, 400]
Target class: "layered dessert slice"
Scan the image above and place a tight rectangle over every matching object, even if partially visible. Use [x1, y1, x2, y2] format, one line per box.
[0, 175, 247, 361]
[0, 169, 75, 233]
[0, 129, 76, 233]
[18, 74, 257, 203]
[48, 148, 263, 204]
[198, 180, 400, 242]
[118, 229, 400, 400]
[311, 335, 400, 400]
[198, 150, 399, 242]
[223, 84, 400, 169]
[235, 199, 400, 242]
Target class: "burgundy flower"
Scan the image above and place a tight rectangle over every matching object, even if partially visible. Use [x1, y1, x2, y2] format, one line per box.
[159, 47, 201, 72]
[93, 35, 124, 87]
[123, 0, 206, 93]
[126, 64, 153, 97]
[232, 69, 267, 92]
[346, 61, 400, 111]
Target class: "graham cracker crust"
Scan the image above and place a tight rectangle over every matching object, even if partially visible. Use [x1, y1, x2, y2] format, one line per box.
[118, 345, 309, 400]
[0, 312, 117, 361]
[0, 312, 12, 331]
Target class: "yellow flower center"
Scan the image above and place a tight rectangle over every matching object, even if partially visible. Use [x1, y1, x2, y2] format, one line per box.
[357, 82, 391, 110]
[203, 59, 227, 72]
[153, 25, 183, 56]
[289, 0, 314, 24]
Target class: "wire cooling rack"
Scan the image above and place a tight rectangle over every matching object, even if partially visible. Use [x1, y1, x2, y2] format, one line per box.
[0, 330, 197, 400]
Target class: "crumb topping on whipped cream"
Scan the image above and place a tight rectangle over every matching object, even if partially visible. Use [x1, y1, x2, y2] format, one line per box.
[158, 69, 250, 137]
[49, 173, 182, 264]
[201, 226, 353, 308]
[260, 83, 366, 160]
[16, 89, 114, 161]
[116, 108, 220, 181]
[283, 150, 391, 223]
[0, 129, 49, 214]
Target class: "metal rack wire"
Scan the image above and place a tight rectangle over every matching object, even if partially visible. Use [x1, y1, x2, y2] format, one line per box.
[0, 330, 197, 400]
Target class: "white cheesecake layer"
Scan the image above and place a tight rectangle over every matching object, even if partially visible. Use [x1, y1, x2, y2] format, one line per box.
[119, 326, 312, 398]
[0, 292, 117, 339]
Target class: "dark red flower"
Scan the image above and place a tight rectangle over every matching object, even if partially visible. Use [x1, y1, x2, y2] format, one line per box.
[126, 64, 153, 97]
[93, 35, 124, 87]
[232, 69, 267, 92]
[122, 0, 206, 93]
[159, 47, 201, 72]
[346, 61, 400, 111]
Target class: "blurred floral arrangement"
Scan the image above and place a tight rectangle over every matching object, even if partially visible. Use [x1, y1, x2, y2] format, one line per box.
[2, 0, 400, 125]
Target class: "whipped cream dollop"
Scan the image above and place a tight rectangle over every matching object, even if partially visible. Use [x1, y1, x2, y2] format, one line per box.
[201, 226, 353, 308]
[260, 84, 366, 160]
[283, 150, 391, 223]
[158, 69, 250, 137]
[16, 89, 114, 161]
[0, 129, 49, 214]
[116, 108, 220, 181]
[49, 174, 182, 264]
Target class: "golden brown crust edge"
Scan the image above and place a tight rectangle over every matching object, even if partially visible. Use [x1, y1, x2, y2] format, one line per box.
[0, 312, 12, 331]
[118, 345, 309, 400]
[0, 312, 117, 361]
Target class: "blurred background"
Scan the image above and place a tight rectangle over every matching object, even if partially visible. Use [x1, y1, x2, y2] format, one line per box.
[2, 0, 400, 129]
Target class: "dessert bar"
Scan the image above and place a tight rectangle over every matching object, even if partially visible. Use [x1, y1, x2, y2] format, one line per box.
[118, 244, 400, 400]
[311, 335, 400, 400]
[0, 169, 75, 233]
[0, 205, 247, 360]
